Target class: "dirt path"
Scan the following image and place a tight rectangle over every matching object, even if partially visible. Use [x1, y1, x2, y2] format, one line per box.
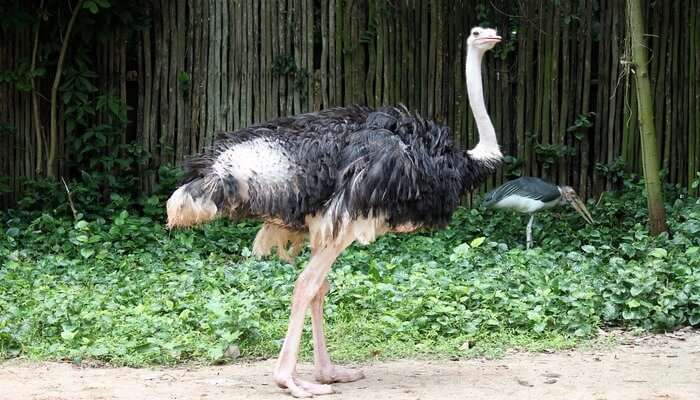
[2, 331, 699, 400]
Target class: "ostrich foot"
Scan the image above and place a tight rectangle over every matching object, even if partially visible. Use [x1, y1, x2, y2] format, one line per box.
[275, 374, 334, 398]
[315, 366, 365, 384]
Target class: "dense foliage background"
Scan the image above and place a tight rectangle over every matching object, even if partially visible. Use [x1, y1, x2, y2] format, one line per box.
[1, 177, 699, 365]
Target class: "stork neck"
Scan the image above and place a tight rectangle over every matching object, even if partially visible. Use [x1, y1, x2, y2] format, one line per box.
[466, 46, 501, 161]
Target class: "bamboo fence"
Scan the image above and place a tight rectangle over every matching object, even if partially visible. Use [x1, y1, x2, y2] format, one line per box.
[1, 0, 699, 207]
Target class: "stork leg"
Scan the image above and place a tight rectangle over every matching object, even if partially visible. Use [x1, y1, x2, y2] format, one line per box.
[526, 214, 534, 249]
[311, 279, 365, 384]
[273, 239, 352, 398]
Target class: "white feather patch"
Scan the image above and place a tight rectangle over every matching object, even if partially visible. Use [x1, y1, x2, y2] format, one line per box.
[493, 195, 558, 214]
[212, 138, 292, 199]
[467, 142, 503, 162]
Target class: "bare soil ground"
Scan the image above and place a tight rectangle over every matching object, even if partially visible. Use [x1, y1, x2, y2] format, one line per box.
[2, 330, 699, 400]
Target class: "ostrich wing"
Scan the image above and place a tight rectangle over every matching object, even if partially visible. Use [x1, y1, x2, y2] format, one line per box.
[482, 177, 560, 208]
[331, 125, 462, 231]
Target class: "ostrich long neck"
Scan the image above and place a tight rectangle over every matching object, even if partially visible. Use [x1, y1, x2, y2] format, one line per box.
[466, 46, 501, 160]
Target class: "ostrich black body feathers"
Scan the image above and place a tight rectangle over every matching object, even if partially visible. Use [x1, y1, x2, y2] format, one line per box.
[179, 105, 500, 234]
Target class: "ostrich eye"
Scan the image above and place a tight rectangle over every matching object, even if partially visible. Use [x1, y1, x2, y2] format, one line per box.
[473, 31, 479, 36]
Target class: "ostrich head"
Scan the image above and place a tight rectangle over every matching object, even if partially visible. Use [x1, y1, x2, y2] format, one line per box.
[559, 186, 595, 224]
[466, 27, 502, 52]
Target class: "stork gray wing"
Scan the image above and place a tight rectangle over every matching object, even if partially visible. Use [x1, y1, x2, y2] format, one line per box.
[482, 177, 560, 207]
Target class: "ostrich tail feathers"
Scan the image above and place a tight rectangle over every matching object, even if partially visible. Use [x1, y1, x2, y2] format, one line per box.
[166, 176, 220, 229]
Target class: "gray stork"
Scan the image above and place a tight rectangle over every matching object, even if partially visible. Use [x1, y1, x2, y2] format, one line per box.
[483, 177, 594, 249]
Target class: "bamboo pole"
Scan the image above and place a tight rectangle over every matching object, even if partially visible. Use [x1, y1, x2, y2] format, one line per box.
[692, 2, 700, 191]
[30, 1, 44, 176]
[627, 0, 668, 234]
[47, 0, 84, 178]
[321, 0, 329, 109]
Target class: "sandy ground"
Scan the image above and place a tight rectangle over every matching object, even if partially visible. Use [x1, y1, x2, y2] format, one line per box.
[1, 330, 699, 400]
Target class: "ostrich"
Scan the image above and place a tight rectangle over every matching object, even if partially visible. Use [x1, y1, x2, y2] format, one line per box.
[483, 177, 594, 249]
[167, 27, 502, 397]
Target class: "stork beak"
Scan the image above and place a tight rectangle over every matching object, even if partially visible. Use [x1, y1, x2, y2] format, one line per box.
[570, 196, 594, 224]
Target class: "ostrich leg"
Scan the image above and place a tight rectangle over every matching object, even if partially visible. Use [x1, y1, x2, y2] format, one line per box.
[526, 214, 534, 249]
[311, 279, 365, 384]
[274, 239, 352, 398]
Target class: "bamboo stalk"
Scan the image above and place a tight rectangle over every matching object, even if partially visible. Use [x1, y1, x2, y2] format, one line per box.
[559, 1, 570, 184]
[306, 0, 314, 109]
[30, 0, 44, 176]
[158, 0, 171, 159]
[320, 0, 329, 108]
[221, 0, 230, 128]
[420, 0, 428, 113]
[48, 0, 84, 178]
[334, 0, 343, 105]
[607, 1, 621, 190]
[244, 0, 253, 124]
[293, 0, 302, 111]
[328, 0, 336, 105]
[191, 0, 203, 149]
[627, 0, 668, 234]
[580, 0, 593, 198]
[374, 0, 383, 106]
[550, 4, 561, 181]
[165, 0, 177, 164]
[691, 2, 699, 188]
[399, 4, 407, 108]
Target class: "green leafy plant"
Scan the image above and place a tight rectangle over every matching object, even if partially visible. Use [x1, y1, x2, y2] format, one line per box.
[271, 55, 309, 99]
[502, 155, 524, 179]
[567, 112, 596, 140]
[534, 143, 576, 169]
[83, 0, 112, 14]
[1, 182, 699, 365]
[0, 60, 45, 92]
[178, 71, 191, 98]
[596, 157, 628, 185]
[0, 123, 16, 137]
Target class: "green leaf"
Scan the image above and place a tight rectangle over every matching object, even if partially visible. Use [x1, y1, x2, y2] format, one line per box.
[80, 248, 95, 259]
[75, 220, 89, 230]
[6, 227, 20, 237]
[60, 326, 77, 341]
[690, 313, 700, 326]
[207, 344, 226, 361]
[533, 322, 546, 333]
[685, 247, 699, 256]
[450, 243, 471, 261]
[649, 248, 667, 259]
[526, 310, 541, 321]
[581, 245, 596, 253]
[626, 299, 641, 308]
[622, 310, 639, 320]
[84, 1, 99, 13]
[470, 237, 486, 248]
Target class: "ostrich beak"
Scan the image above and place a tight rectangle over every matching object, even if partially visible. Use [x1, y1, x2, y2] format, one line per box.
[570, 196, 594, 224]
[478, 35, 502, 44]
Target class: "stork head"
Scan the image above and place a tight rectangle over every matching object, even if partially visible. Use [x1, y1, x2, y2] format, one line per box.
[560, 186, 594, 224]
[467, 27, 502, 52]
